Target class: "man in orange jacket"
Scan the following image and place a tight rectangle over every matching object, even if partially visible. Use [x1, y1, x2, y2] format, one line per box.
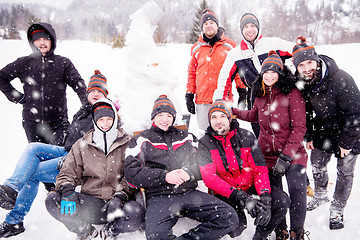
[185, 9, 245, 138]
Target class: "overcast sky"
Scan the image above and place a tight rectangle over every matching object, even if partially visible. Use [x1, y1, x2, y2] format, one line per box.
[3, 0, 73, 9]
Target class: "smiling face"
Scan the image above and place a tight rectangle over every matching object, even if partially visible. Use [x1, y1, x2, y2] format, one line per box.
[297, 60, 318, 83]
[33, 38, 51, 56]
[202, 20, 218, 39]
[210, 111, 230, 136]
[87, 89, 106, 105]
[153, 112, 174, 131]
[262, 70, 279, 87]
[242, 23, 258, 43]
[96, 116, 114, 132]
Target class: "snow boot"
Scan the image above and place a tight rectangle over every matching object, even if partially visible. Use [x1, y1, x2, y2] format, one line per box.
[275, 226, 289, 240]
[329, 213, 344, 230]
[0, 222, 25, 238]
[0, 185, 17, 210]
[77, 225, 98, 240]
[306, 196, 329, 211]
[100, 221, 117, 240]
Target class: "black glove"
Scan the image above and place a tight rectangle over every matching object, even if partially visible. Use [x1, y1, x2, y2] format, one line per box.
[254, 192, 272, 226]
[105, 192, 128, 216]
[231, 189, 258, 218]
[273, 153, 292, 176]
[59, 184, 79, 215]
[237, 87, 247, 110]
[185, 93, 195, 114]
[43, 182, 55, 192]
[18, 93, 26, 104]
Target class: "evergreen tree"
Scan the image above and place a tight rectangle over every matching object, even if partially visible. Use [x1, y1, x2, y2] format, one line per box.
[186, 0, 209, 44]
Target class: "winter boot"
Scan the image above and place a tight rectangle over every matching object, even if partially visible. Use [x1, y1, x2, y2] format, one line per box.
[289, 228, 304, 240]
[77, 225, 98, 240]
[100, 221, 117, 240]
[0, 185, 18, 210]
[0, 222, 25, 238]
[275, 226, 289, 240]
[329, 213, 344, 230]
[306, 196, 329, 211]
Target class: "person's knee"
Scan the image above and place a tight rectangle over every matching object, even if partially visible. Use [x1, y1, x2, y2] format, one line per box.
[271, 188, 290, 213]
[113, 201, 145, 234]
[45, 191, 61, 216]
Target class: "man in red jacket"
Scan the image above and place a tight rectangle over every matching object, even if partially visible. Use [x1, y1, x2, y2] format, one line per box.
[185, 9, 245, 138]
[197, 100, 290, 239]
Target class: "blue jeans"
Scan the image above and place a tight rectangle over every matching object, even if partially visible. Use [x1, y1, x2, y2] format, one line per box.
[3, 142, 67, 224]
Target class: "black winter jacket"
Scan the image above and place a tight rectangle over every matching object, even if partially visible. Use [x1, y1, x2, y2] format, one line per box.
[299, 55, 360, 154]
[124, 124, 201, 198]
[0, 22, 87, 122]
[58, 103, 94, 151]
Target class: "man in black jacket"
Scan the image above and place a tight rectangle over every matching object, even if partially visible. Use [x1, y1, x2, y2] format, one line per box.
[124, 95, 238, 240]
[0, 71, 108, 238]
[293, 36, 360, 230]
[0, 22, 87, 144]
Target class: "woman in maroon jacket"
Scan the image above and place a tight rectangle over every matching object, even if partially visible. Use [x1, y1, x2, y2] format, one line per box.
[232, 51, 308, 240]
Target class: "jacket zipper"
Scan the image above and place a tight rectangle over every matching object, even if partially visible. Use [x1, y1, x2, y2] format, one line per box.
[268, 88, 277, 153]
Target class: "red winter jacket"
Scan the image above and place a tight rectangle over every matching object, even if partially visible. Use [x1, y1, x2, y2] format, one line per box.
[198, 121, 271, 198]
[233, 67, 307, 169]
[186, 28, 245, 104]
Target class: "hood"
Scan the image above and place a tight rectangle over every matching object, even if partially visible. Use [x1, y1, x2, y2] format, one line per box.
[92, 98, 119, 154]
[27, 22, 56, 56]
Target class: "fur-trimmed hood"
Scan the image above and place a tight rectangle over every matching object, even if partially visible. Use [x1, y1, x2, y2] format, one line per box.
[252, 65, 297, 98]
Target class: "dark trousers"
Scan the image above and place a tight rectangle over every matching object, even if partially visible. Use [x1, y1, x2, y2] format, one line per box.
[270, 164, 307, 232]
[22, 118, 69, 145]
[145, 189, 238, 240]
[45, 192, 145, 236]
[218, 186, 290, 239]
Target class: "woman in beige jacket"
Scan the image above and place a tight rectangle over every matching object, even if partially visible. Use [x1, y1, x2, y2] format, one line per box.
[45, 98, 144, 240]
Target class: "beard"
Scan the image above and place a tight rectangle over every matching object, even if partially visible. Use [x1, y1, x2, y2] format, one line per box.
[299, 64, 322, 85]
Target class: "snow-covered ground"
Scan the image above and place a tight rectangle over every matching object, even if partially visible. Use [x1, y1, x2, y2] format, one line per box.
[0, 28, 360, 240]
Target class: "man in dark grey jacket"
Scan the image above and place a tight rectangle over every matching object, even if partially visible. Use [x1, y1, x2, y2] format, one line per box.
[293, 36, 360, 230]
[0, 22, 87, 144]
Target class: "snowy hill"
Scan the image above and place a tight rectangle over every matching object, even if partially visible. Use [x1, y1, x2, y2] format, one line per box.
[0, 34, 360, 240]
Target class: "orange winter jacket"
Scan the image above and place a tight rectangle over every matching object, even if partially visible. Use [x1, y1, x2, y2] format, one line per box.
[186, 32, 245, 104]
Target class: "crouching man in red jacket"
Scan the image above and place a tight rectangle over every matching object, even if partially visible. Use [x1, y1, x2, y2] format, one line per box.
[197, 100, 290, 239]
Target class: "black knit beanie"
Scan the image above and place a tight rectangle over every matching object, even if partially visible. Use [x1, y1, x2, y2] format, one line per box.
[151, 94, 177, 120]
[200, 8, 219, 28]
[261, 50, 284, 75]
[208, 99, 232, 122]
[292, 36, 320, 69]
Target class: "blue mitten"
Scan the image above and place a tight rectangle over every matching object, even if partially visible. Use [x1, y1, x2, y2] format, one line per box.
[59, 184, 79, 215]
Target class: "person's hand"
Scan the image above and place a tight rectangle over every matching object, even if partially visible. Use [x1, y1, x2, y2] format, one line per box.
[237, 87, 247, 110]
[103, 192, 127, 221]
[165, 169, 190, 185]
[18, 93, 26, 104]
[185, 93, 195, 114]
[254, 193, 271, 226]
[233, 189, 258, 217]
[306, 141, 314, 150]
[273, 153, 292, 177]
[339, 147, 352, 158]
[59, 184, 79, 215]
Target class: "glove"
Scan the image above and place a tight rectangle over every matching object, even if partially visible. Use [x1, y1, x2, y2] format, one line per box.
[59, 184, 79, 215]
[237, 87, 247, 110]
[185, 93, 195, 114]
[106, 192, 127, 215]
[18, 94, 26, 104]
[273, 153, 292, 176]
[231, 189, 258, 218]
[43, 182, 55, 192]
[254, 193, 272, 226]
